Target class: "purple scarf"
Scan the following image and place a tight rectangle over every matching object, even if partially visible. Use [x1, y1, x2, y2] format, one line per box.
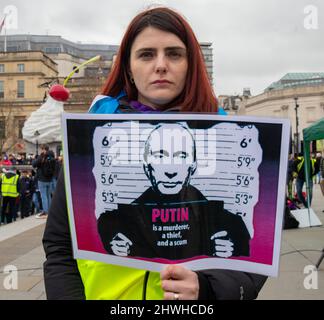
[129, 100, 160, 113]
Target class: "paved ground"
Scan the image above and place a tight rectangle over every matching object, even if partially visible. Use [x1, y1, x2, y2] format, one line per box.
[0, 184, 323, 300]
[0, 220, 46, 300]
[258, 183, 324, 300]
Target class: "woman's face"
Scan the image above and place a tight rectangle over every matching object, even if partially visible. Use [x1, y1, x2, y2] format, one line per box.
[129, 27, 188, 109]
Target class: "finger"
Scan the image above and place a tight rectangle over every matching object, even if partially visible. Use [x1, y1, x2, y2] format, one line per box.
[161, 279, 182, 293]
[215, 245, 234, 252]
[161, 265, 187, 281]
[210, 231, 228, 240]
[115, 233, 127, 242]
[111, 248, 128, 256]
[161, 273, 199, 300]
[110, 240, 128, 247]
[161, 265, 177, 280]
[163, 291, 181, 301]
[215, 239, 233, 246]
[114, 250, 128, 257]
[111, 243, 128, 251]
[214, 251, 232, 258]
[116, 233, 133, 245]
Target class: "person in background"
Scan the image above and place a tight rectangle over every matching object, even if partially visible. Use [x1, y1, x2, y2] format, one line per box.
[32, 144, 56, 219]
[16, 154, 23, 165]
[293, 153, 320, 208]
[19, 170, 34, 219]
[319, 151, 324, 213]
[0, 166, 20, 224]
[0, 155, 12, 167]
[315, 152, 322, 184]
[320, 151, 324, 181]
[26, 154, 34, 165]
[31, 169, 42, 215]
[53, 154, 63, 190]
[287, 153, 296, 200]
[8, 154, 16, 165]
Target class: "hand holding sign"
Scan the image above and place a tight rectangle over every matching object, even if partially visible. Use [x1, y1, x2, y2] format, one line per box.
[110, 233, 133, 257]
[211, 231, 234, 258]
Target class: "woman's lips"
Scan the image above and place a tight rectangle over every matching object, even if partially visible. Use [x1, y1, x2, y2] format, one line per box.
[152, 80, 172, 84]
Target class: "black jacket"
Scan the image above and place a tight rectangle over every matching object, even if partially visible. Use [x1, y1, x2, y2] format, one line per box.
[43, 170, 267, 300]
[98, 186, 250, 259]
[20, 176, 34, 196]
[32, 151, 56, 182]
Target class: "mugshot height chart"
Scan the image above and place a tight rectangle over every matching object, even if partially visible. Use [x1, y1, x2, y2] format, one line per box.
[62, 113, 290, 276]
[93, 122, 261, 238]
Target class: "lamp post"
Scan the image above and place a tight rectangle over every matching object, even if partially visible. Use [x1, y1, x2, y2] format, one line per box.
[294, 97, 299, 154]
[34, 130, 40, 156]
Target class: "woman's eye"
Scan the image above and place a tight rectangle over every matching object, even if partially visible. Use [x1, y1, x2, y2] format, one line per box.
[167, 51, 183, 59]
[139, 52, 153, 59]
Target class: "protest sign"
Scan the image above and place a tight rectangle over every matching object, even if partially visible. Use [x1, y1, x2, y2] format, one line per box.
[62, 113, 290, 276]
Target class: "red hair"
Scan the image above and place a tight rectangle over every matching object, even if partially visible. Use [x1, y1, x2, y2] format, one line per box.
[101, 7, 218, 113]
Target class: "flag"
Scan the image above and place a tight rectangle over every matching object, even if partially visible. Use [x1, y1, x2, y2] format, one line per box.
[0, 15, 6, 34]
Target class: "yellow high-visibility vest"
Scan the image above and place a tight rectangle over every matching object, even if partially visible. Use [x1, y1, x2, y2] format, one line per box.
[296, 157, 316, 175]
[73, 95, 166, 300]
[76, 260, 164, 299]
[1, 174, 19, 197]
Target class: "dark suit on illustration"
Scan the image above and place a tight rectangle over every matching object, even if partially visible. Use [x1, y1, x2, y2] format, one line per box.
[98, 185, 250, 260]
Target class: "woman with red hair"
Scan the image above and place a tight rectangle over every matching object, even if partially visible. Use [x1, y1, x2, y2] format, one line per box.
[89, 7, 220, 115]
[43, 6, 266, 300]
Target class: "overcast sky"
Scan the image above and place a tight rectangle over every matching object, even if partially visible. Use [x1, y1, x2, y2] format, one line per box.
[1, 0, 323, 96]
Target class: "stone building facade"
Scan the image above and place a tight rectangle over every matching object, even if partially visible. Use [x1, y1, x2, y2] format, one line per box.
[0, 35, 214, 154]
[238, 73, 324, 153]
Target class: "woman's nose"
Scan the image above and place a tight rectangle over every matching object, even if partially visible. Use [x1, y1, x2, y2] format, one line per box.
[156, 66, 167, 74]
[155, 55, 167, 74]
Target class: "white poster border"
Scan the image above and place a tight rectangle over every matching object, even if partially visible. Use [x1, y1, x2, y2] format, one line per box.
[62, 112, 290, 277]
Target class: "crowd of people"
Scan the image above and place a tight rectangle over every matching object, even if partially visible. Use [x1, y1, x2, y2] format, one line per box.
[0, 153, 35, 166]
[0, 144, 63, 224]
[287, 151, 324, 209]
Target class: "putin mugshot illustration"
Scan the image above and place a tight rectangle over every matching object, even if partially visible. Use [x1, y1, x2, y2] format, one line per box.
[97, 122, 251, 260]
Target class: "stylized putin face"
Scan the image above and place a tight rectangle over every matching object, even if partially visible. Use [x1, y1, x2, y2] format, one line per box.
[143, 123, 197, 195]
